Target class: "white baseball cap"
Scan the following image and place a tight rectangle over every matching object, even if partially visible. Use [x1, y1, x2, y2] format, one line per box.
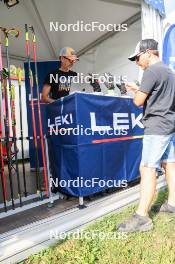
[59, 47, 79, 61]
[128, 39, 159, 61]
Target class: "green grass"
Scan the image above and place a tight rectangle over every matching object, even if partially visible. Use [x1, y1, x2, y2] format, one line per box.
[22, 189, 175, 264]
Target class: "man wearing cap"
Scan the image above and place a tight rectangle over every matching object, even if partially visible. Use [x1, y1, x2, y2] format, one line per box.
[42, 47, 79, 193]
[42, 47, 79, 103]
[117, 39, 175, 232]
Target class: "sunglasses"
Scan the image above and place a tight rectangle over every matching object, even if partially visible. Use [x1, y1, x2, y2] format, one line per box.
[135, 51, 146, 61]
[63, 56, 76, 63]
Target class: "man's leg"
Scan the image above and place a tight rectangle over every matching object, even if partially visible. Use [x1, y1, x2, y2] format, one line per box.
[162, 162, 175, 207]
[136, 166, 157, 216]
[116, 135, 168, 232]
[116, 165, 155, 232]
[159, 135, 175, 212]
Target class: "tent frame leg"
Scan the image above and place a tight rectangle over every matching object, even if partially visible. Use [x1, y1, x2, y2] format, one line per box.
[78, 196, 86, 209]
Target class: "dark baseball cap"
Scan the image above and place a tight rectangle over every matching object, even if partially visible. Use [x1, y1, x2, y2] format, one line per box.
[128, 39, 159, 61]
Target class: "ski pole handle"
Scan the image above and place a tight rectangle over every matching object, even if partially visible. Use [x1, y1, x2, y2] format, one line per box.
[2, 28, 19, 48]
[29, 25, 37, 62]
[16, 67, 22, 86]
[25, 24, 30, 56]
[29, 25, 36, 42]
[25, 24, 29, 39]
[29, 25, 38, 86]
[4, 32, 8, 48]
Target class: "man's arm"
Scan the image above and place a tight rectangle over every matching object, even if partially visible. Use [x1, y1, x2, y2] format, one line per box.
[126, 82, 148, 106]
[133, 90, 148, 106]
[42, 84, 55, 104]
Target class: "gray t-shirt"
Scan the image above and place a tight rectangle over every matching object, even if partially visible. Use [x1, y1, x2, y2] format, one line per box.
[140, 62, 175, 135]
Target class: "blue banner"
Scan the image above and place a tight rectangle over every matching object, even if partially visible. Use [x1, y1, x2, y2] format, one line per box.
[163, 24, 175, 70]
[144, 0, 165, 17]
[46, 93, 143, 197]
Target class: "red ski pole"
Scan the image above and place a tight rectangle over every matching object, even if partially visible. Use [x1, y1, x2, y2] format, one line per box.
[25, 24, 42, 198]
[29, 25, 49, 196]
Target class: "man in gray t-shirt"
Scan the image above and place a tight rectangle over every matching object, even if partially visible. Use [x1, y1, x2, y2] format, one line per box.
[117, 39, 175, 233]
[141, 62, 175, 135]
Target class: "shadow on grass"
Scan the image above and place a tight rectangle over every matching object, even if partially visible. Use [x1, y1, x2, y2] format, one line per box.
[150, 188, 168, 218]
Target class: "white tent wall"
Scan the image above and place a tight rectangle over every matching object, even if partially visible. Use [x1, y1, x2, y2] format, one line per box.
[141, 0, 164, 57]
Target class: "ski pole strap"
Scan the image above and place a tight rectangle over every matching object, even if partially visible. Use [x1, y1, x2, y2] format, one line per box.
[16, 67, 22, 85]
[6, 28, 20, 38]
[2, 28, 19, 47]
[2, 68, 8, 79]
[29, 25, 36, 43]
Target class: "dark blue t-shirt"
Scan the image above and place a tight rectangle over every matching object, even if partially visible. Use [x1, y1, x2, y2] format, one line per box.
[44, 69, 77, 99]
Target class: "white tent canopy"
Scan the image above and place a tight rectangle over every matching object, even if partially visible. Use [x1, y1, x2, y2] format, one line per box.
[0, 0, 164, 78]
[0, 0, 140, 65]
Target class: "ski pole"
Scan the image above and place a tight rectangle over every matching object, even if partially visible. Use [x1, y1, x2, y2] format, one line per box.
[3, 27, 22, 207]
[0, 27, 7, 211]
[25, 24, 42, 199]
[1, 67, 15, 209]
[16, 67, 27, 197]
[45, 137, 54, 207]
[29, 25, 49, 196]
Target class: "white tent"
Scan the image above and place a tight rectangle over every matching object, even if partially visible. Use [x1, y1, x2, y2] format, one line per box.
[0, 0, 164, 156]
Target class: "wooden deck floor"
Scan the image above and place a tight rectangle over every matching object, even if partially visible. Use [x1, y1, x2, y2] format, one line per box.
[0, 197, 79, 235]
[0, 162, 140, 236]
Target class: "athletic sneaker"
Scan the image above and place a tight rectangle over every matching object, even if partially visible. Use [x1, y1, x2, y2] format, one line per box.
[159, 202, 175, 214]
[116, 213, 153, 233]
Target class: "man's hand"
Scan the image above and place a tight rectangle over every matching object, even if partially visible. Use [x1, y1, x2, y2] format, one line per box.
[125, 82, 148, 106]
[125, 82, 139, 93]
